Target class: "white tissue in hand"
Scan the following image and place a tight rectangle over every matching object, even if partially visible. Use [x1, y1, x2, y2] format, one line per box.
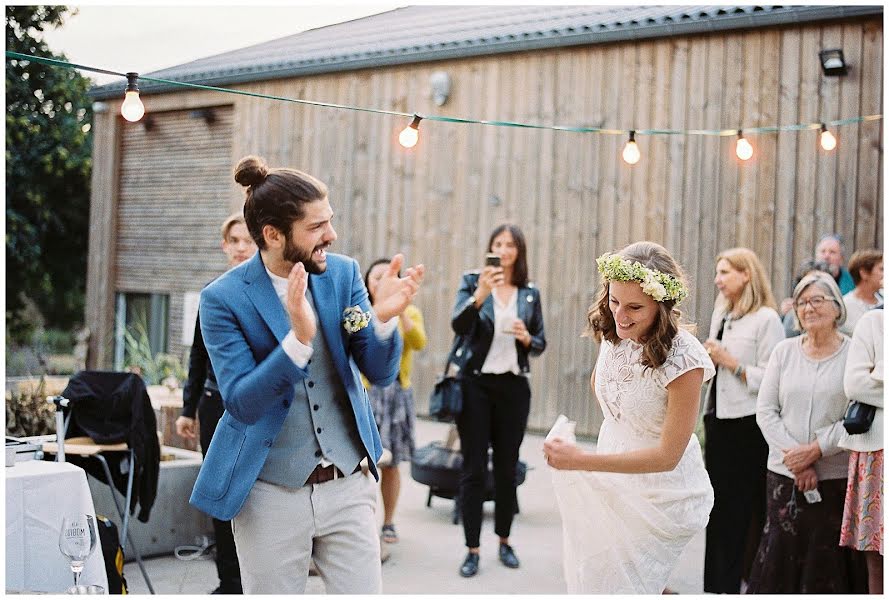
[547, 414, 576, 444]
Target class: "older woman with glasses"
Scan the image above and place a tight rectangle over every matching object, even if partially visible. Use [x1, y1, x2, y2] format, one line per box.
[748, 272, 866, 593]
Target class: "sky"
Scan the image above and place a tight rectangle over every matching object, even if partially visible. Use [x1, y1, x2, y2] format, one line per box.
[41, 2, 405, 85]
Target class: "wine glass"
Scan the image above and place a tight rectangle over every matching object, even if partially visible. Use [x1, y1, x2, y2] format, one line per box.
[59, 515, 97, 591]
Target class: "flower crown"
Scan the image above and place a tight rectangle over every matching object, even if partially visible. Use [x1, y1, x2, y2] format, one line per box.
[596, 252, 689, 303]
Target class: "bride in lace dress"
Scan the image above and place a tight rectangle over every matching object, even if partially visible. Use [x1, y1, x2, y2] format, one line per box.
[543, 241, 715, 594]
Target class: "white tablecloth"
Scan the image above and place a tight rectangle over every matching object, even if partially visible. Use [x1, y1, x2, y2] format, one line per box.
[6, 459, 109, 593]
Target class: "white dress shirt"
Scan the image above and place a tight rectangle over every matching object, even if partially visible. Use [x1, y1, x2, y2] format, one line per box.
[841, 290, 879, 336]
[481, 288, 521, 375]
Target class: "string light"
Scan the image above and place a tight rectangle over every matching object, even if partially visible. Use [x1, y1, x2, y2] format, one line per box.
[120, 72, 145, 122]
[622, 130, 641, 165]
[398, 114, 422, 148]
[735, 130, 753, 161]
[819, 123, 837, 151]
[3, 52, 883, 160]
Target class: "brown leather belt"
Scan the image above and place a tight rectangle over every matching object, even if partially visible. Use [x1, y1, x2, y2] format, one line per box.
[305, 463, 358, 485]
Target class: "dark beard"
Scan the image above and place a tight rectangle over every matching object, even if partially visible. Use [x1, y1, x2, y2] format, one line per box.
[283, 236, 326, 274]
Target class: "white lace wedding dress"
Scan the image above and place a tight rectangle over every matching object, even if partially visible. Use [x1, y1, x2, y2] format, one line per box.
[553, 328, 715, 594]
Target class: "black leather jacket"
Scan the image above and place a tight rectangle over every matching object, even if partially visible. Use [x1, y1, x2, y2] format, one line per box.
[450, 271, 546, 376]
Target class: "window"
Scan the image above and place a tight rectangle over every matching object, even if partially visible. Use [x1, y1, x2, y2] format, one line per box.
[113, 292, 169, 371]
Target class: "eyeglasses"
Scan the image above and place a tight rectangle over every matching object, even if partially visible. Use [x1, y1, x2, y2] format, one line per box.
[794, 296, 832, 310]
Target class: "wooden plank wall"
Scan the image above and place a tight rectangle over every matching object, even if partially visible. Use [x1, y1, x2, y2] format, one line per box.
[115, 106, 235, 362]
[90, 19, 882, 435]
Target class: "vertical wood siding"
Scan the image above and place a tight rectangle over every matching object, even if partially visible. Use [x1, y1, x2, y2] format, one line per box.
[90, 20, 882, 435]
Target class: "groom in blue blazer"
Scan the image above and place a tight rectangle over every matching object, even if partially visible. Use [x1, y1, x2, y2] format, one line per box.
[190, 156, 424, 594]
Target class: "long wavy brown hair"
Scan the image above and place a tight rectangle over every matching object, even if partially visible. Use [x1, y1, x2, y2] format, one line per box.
[585, 241, 692, 370]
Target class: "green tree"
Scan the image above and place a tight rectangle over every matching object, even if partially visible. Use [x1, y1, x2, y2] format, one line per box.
[6, 6, 93, 341]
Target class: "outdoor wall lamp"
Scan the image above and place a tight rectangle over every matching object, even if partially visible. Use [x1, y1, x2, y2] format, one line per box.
[819, 49, 848, 76]
[190, 108, 216, 125]
[429, 71, 452, 106]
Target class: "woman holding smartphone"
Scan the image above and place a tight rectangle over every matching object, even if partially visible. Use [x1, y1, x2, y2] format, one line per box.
[450, 223, 546, 578]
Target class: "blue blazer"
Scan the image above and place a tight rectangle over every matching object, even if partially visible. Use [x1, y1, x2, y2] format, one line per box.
[189, 251, 400, 521]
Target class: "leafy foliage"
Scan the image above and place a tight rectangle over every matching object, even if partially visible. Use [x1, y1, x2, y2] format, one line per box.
[124, 318, 186, 386]
[6, 6, 93, 341]
[6, 377, 57, 437]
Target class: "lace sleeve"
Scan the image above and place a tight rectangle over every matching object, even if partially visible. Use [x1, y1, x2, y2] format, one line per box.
[658, 329, 716, 387]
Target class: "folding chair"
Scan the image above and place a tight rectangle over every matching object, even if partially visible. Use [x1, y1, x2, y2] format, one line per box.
[43, 371, 158, 594]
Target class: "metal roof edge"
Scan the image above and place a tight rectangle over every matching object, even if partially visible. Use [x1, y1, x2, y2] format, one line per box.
[88, 5, 883, 101]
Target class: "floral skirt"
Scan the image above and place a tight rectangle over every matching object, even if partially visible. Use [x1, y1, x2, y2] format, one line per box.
[367, 382, 415, 465]
[840, 450, 884, 555]
[745, 471, 867, 594]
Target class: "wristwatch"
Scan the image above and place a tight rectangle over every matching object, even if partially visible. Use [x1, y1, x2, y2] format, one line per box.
[468, 294, 479, 307]
[733, 364, 745, 378]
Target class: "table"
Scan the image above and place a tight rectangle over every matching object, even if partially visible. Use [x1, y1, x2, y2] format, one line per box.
[6, 460, 109, 593]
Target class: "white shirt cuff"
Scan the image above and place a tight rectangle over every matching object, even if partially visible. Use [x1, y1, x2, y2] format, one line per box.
[373, 314, 399, 339]
[282, 331, 313, 368]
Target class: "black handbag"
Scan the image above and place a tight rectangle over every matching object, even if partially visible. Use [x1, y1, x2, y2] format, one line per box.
[429, 336, 470, 422]
[843, 401, 877, 435]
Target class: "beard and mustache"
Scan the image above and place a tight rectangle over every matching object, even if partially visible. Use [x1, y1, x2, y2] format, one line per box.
[282, 235, 330, 274]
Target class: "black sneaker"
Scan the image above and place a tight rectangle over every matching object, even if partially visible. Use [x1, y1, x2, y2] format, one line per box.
[459, 552, 480, 577]
[499, 543, 520, 568]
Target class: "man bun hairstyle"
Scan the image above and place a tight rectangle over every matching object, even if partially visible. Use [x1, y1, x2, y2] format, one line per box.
[233, 155, 328, 250]
[234, 155, 269, 187]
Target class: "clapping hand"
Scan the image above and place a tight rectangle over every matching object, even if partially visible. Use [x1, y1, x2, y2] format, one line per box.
[287, 262, 317, 345]
[371, 254, 425, 322]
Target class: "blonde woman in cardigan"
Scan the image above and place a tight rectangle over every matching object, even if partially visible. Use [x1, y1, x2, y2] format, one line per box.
[839, 308, 883, 594]
[701, 247, 785, 594]
[364, 258, 427, 544]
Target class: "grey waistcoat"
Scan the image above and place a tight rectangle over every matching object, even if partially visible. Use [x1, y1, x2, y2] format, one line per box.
[258, 289, 365, 487]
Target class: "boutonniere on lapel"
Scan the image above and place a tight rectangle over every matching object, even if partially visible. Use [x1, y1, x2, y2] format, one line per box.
[342, 305, 372, 334]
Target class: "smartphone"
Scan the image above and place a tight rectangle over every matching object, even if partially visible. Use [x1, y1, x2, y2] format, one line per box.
[485, 253, 501, 268]
[803, 488, 822, 504]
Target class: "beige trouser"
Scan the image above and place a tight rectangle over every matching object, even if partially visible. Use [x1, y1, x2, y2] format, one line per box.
[231, 471, 381, 594]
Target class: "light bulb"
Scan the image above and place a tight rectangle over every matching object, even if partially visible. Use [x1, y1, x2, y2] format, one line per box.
[121, 72, 145, 122]
[735, 132, 753, 161]
[399, 126, 419, 148]
[820, 126, 837, 151]
[622, 131, 640, 165]
[121, 91, 145, 122]
[399, 114, 422, 148]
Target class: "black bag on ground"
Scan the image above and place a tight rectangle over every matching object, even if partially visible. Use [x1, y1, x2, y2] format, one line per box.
[843, 401, 877, 435]
[429, 335, 470, 422]
[96, 514, 128, 594]
[411, 426, 528, 524]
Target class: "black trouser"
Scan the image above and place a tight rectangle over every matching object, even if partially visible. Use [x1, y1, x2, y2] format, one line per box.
[198, 388, 243, 593]
[456, 373, 531, 549]
[703, 413, 768, 594]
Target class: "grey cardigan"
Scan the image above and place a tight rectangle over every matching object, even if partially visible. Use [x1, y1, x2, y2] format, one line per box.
[756, 335, 851, 481]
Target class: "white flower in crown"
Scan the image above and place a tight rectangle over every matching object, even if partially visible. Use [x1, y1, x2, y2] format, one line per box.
[342, 305, 372, 334]
[640, 272, 668, 302]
